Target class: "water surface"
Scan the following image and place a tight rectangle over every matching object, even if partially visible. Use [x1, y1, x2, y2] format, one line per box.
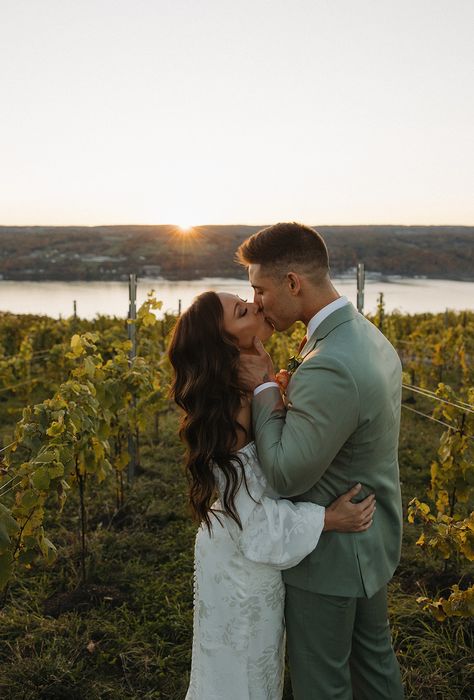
[0, 277, 472, 319]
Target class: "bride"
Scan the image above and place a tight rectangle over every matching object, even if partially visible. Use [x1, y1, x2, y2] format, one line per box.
[168, 291, 376, 700]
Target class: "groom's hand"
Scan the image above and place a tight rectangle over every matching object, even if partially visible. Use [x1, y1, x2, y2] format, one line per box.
[239, 337, 276, 392]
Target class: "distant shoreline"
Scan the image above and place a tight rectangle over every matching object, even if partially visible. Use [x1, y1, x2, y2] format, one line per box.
[1, 272, 473, 283]
[1, 224, 473, 283]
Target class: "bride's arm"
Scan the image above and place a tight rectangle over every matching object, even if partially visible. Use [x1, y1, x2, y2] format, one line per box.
[225, 464, 375, 570]
[225, 488, 326, 570]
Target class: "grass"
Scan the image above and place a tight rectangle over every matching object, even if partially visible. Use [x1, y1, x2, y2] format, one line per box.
[0, 409, 473, 699]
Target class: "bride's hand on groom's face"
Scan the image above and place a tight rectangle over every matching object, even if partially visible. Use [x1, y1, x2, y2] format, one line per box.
[238, 336, 276, 392]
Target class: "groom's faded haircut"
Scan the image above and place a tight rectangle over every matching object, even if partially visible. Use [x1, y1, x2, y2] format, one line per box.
[236, 222, 330, 282]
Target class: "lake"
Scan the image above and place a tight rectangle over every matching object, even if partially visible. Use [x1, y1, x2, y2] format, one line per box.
[0, 277, 472, 319]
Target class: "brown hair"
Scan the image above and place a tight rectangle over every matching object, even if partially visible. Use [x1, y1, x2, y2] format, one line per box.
[168, 291, 248, 531]
[236, 221, 329, 280]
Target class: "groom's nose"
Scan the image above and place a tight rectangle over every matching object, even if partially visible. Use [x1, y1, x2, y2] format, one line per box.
[250, 302, 261, 314]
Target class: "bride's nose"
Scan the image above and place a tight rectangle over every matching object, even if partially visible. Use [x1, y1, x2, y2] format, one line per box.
[250, 302, 261, 314]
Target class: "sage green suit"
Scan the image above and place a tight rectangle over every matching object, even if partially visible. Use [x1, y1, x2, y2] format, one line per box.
[252, 303, 404, 699]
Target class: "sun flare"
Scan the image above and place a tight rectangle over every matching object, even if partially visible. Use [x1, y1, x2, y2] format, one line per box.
[177, 223, 193, 233]
[171, 223, 201, 245]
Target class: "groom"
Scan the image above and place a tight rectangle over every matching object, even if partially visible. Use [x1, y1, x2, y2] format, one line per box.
[237, 222, 404, 699]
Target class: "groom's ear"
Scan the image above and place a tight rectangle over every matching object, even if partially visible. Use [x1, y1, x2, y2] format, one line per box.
[286, 272, 301, 295]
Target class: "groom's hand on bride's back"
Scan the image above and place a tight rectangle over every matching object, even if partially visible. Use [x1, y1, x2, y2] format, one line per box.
[239, 336, 277, 392]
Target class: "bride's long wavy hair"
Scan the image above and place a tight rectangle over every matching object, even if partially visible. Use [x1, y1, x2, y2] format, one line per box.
[168, 291, 249, 531]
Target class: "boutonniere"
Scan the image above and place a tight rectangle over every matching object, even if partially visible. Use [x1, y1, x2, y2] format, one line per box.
[275, 355, 303, 395]
[287, 355, 303, 373]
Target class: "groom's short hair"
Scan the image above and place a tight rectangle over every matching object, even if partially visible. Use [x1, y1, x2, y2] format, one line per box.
[236, 222, 329, 281]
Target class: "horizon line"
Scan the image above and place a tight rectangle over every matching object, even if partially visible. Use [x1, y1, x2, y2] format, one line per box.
[1, 222, 474, 229]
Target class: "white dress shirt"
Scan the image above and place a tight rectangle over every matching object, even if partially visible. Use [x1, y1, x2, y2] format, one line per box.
[254, 296, 349, 396]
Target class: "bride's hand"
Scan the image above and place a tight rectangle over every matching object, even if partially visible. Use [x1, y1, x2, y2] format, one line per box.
[323, 483, 376, 532]
[239, 337, 276, 392]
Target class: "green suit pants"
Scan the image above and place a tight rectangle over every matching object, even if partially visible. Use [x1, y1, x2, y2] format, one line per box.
[285, 583, 404, 699]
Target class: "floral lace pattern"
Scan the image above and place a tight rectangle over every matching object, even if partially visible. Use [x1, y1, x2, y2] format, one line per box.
[185, 441, 325, 699]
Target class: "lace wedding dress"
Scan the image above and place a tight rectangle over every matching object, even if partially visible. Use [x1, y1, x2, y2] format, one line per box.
[185, 441, 325, 700]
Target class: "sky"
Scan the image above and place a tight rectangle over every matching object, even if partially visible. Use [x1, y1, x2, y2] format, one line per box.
[1, 0, 473, 227]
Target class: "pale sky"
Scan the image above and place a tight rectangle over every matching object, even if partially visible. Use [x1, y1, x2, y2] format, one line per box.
[1, 0, 473, 226]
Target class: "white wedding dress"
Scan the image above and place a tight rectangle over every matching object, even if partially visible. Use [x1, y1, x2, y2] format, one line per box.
[185, 441, 325, 700]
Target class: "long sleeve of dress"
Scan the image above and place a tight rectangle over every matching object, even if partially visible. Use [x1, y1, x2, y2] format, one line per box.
[214, 442, 325, 570]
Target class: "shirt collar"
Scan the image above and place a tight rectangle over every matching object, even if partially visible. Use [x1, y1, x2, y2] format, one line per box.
[306, 296, 349, 340]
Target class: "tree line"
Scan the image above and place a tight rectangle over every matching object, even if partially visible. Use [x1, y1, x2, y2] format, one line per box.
[0, 224, 473, 281]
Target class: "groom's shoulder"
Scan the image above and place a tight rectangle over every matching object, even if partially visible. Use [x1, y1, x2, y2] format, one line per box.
[308, 312, 394, 363]
[335, 310, 389, 343]
[320, 309, 372, 345]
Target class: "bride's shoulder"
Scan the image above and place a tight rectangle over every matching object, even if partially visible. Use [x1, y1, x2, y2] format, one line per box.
[235, 440, 260, 468]
[236, 440, 256, 456]
[213, 443, 268, 501]
[214, 442, 264, 481]
[235, 442, 266, 482]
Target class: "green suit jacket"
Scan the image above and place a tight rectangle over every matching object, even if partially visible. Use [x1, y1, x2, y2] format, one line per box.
[252, 303, 403, 598]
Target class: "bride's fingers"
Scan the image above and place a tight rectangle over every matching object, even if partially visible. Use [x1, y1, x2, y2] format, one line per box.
[354, 509, 375, 528]
[363, 511, 375, 526]
[358, 498, 376, 515]
[360, 507, 376, 525]
[253, 336, 268, 357]
[362, 502, 376, 517]
[343, 483, 362, 501]
[355, 517, 373, 531]
[359, 493, 375, 507]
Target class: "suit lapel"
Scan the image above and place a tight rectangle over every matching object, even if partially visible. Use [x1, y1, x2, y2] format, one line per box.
[300, 303, 358, 359]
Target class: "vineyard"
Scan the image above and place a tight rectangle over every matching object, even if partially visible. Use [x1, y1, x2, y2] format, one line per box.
[0, 298, 473, 699]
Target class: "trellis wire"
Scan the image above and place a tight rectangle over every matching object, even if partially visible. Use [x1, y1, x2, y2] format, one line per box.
[0, 476, 23, 498]
[0, 449, 69, 500]
[402, 384, 474, 414]
[0, 378, 39, 394]
[0, 441, 16, 454]
[401, 404, 474, 441]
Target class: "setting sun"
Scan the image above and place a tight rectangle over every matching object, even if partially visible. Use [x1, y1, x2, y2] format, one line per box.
[170, 224, 202, 248]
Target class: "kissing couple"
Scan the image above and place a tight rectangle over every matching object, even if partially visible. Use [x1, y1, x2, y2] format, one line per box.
[168, 223, 405, 699]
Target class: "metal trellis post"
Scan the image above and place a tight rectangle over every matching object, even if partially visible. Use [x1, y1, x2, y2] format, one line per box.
[127, 274, 137, 482]
[357, 263, 365, 314]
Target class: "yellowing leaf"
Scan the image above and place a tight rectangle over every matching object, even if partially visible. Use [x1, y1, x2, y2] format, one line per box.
[92, 440, 105, 462]
[459, 533, 474, 561]
[70, 334, 84, 356]
[31, 467, 51, 491]
[46, 421, 65, 437]
[142, 311, 157, 327]
[84, 356, 97, 378]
